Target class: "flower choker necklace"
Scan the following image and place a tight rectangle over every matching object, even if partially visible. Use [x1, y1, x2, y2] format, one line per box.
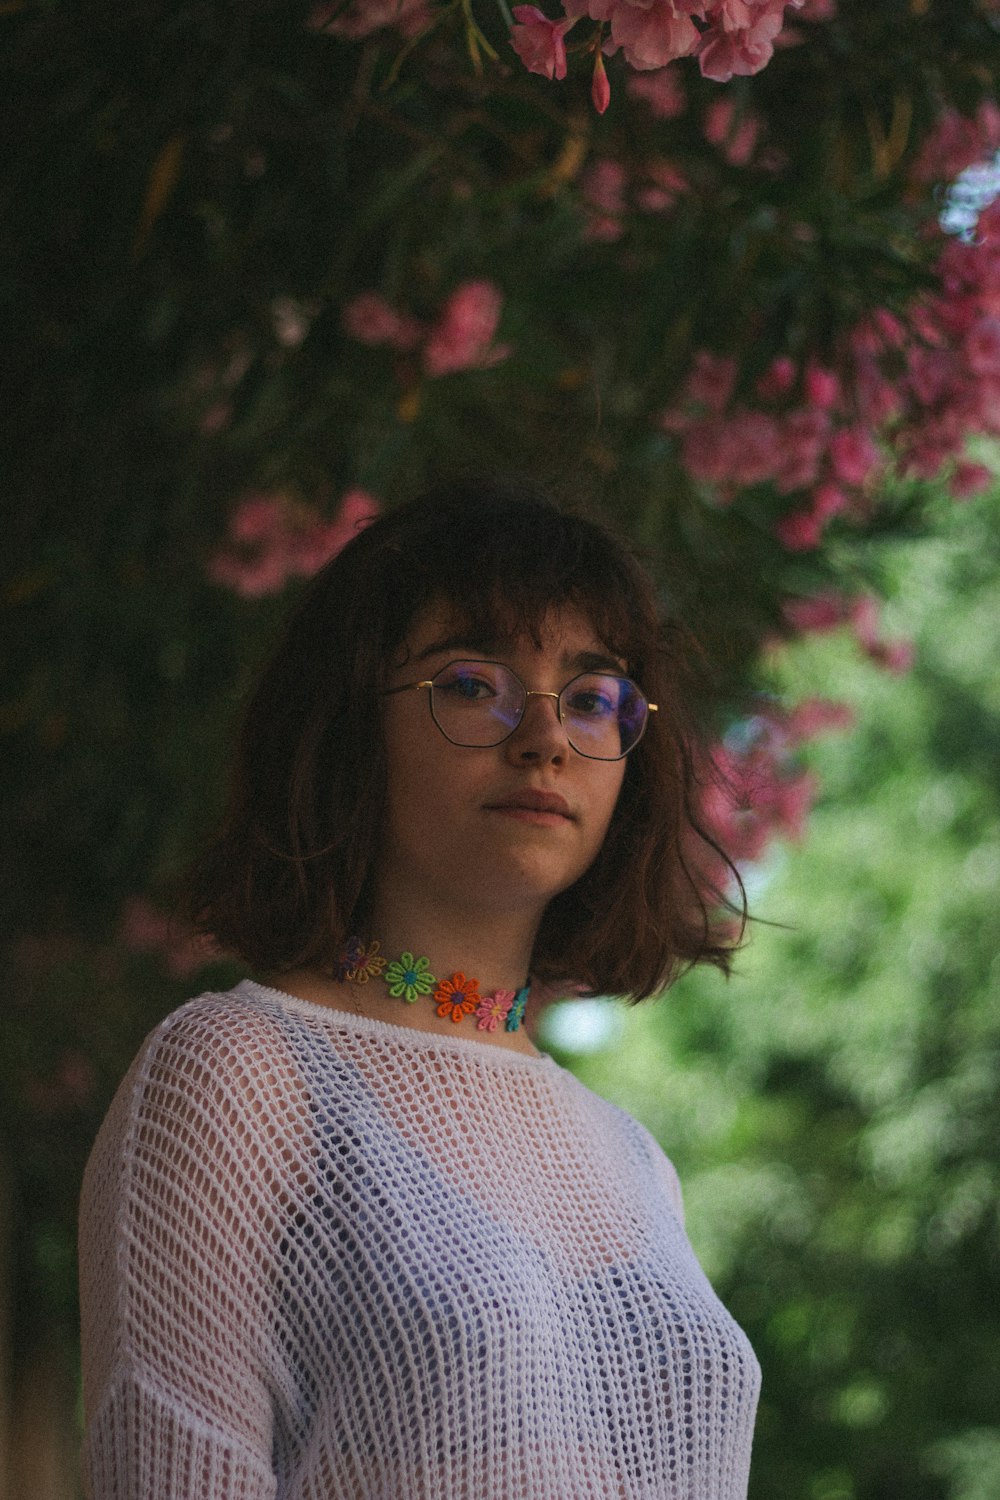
[334, 937, 530, 1034]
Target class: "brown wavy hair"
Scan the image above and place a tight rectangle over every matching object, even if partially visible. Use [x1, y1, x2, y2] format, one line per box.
[187, 477, 744, 1000]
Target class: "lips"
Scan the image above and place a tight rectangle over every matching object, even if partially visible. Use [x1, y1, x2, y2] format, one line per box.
[485, 789, 574, 819]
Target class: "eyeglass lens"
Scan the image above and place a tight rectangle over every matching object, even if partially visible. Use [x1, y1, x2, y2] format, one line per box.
[428, 661, 648, 759]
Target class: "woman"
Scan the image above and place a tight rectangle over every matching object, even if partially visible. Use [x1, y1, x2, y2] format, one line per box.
[79, 478, 761, 1499]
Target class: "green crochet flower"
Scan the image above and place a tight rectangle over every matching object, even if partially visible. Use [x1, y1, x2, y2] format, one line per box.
[384, 951, 436, 1003]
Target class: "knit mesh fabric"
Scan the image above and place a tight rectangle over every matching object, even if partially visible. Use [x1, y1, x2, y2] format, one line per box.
[79, 980, 760, 1499]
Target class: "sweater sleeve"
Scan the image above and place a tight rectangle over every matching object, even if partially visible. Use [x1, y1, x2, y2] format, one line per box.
[79, 1000, 294, 1500]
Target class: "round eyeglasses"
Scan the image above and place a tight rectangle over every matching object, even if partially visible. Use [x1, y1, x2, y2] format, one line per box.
[382, 659, 657, 761]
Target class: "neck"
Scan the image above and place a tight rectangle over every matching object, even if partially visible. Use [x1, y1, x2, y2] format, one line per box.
[261, 889, 549, 1056]
[367, 874, 543, 997]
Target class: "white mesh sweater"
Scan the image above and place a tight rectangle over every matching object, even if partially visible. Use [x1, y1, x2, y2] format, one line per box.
[79, 980, 760, 1500]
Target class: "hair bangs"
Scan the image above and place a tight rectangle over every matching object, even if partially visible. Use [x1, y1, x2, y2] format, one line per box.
[392, 493, 656, 673]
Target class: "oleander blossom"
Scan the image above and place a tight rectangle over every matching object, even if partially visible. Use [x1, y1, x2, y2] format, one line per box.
[208, 489, 380, 598]
[342, 292, 423, 351]
[510, 5, 574, 79]
[552, 0, 803, 80]
[664, 188, 1000, 541]
[781, 591, 914, 674]
[422, 281, 512, 377]
[697, 694, 853, 878]
[343, 282, 512, 379]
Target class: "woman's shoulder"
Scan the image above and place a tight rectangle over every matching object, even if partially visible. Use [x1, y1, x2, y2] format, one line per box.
[83, 982, 319, 1213]
[92, 982, 309, 1154]
[128, 979, 299, 1076]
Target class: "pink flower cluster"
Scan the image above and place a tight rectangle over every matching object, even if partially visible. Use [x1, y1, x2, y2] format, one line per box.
[910, 100, 1000, 189]
[663, 349, 879, 548]
[580, 155, 689, 241]
[342, 280, 511, 378]
[892, 201, 1000, 488]
[208, 489, 380, 599]
[511, 0, 803, 111]
[782, 590, 914, 674]
[699, 694, 853, 869]
[666, 194, 1000, 540]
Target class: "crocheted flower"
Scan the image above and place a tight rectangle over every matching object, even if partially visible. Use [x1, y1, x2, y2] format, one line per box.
[385, 952, 436, 1002]
[505, 985, 530, 1033]
[333, 935, 365, 981]
[435, 972, 480, 1023]
[347, 938, 386, 983]
[475, 990, 515, 1033]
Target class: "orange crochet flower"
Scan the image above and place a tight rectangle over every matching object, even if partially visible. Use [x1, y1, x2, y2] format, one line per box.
[434, 972, 480, 1023]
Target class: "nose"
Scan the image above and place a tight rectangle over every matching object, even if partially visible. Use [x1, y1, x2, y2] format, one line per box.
[503, 690, 569, 765]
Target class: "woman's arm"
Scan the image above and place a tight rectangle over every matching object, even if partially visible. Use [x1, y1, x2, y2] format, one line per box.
[79, 1000, 298, 1500]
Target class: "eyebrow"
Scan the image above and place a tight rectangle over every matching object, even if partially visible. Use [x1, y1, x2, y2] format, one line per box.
[413, 635, 629, 676]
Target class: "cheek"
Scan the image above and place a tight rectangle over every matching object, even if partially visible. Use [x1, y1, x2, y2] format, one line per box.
[599, 764, 627, 827]
[381, 729, 475, 847]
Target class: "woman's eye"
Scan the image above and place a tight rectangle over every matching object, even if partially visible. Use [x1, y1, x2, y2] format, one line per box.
[439, 673, 495, 701]
[567, 688, 615, 717]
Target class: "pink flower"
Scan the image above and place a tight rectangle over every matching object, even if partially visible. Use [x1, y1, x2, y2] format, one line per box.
[610, 0, 700, 70]
[772, 407, 830, 492]
[681, 409, 781, 488]
[510, 5, 574, 80]
[208, 489, 380, 598]
[635, 158, 688, 213]
[697, 0, 786, 81]
[786, 697, 854, 741]
[965, 316, 1000, 376]
[591, 48, 611, 114]
[774, 485, 844, 550]
[775, 507, 823, 551]
[755, 355, 796, 401]
[803, 361, 840, 410]
[875, 639, 915, 675]
[911, 101, 1000, 186]
[782, 591, 852, 634]
[581, 159, 627, 242]
[700, 740, 819, 864]
[949, 460, 993, 499]
[828, 426, 879, 487]
[703, 96, 761, 166]
[626, 65, 686, 119]
[847, 595, 914, 673]
[686, 350, 737, 412]
[342, 292, 423, 351]
[813, 481, 848, 519]
[476, 990, 516, 1032]
[292, 489, 381, 573]
[423, 280, 510, 377]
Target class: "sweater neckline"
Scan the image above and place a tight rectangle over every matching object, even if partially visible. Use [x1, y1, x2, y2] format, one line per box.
[239, 980, 558, 1069]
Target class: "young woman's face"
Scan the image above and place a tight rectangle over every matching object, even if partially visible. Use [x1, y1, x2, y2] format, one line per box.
[375, 602, 629, 925]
